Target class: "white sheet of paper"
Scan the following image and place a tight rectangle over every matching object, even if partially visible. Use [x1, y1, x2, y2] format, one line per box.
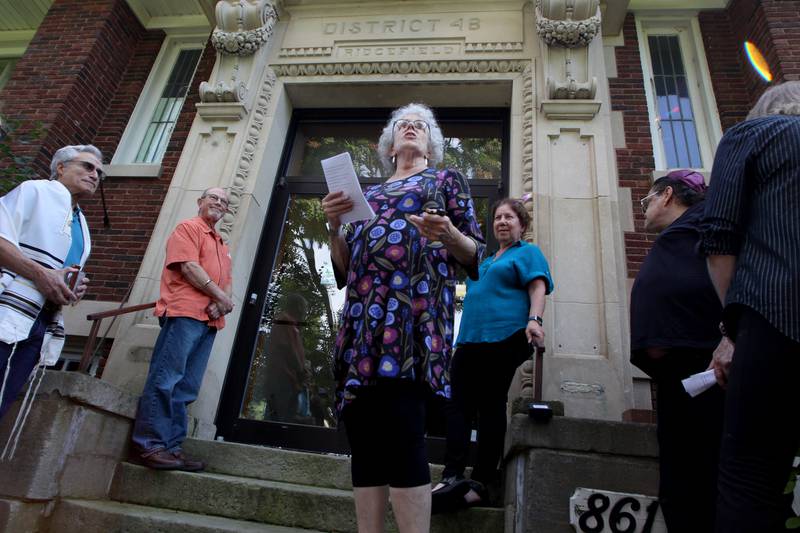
[681, 369, 717, 398]
[321, 152, 375, 224]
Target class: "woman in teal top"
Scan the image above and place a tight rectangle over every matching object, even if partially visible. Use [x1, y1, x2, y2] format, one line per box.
[432, 197, 554, 512]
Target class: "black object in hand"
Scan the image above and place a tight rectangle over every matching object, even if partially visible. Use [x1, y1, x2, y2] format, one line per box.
[425, 207, 446, 217]
[528, 402, 553, 423]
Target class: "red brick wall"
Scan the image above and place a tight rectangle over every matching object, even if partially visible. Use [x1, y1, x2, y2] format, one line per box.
[708, 0, 800, 117]
[83, 38, 214, 301]
[0, 0, 213, 302]
[698, 11, 751, 130]
[0, 0, 147, 177]
[608, 14, 658, 278]
[92, 30, 165, 157]
[761, 0, 800, 82]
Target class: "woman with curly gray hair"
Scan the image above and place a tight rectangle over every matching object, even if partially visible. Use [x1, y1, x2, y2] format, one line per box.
[321, 102, 485, 532]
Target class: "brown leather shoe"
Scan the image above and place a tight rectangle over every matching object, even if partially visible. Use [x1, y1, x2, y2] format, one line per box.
[131, 448, 185, 470]
[172, 450, 205, 472]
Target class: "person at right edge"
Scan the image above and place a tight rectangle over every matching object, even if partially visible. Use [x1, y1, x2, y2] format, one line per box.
[699, 81, 800, 533]
[432, 197, 553, 513]
[629, 169, 725, 532]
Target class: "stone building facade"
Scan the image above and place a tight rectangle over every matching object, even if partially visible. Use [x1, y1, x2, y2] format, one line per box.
[1, 0, 798, 447]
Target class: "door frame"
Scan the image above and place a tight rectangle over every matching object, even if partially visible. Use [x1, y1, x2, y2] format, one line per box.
[216, 107, 510, 456]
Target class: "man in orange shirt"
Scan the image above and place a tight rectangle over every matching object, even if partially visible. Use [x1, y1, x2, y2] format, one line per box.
[130, 188, 234, 471]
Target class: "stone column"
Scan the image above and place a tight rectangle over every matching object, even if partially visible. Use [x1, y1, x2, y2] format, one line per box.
[532, 0, 634, 419]
[101, 0, 285, 437]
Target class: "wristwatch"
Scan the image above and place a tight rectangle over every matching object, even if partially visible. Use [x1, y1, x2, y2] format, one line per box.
[528, 315, 543, 326]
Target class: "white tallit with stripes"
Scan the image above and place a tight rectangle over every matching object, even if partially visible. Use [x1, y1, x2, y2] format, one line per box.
[0, 179, 91, 365]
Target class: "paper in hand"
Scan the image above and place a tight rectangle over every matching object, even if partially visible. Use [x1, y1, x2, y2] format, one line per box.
[321, 152, 375, 224]
[681, 369, 717, 398]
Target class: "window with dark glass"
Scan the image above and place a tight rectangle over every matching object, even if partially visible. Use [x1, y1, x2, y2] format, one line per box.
[648, 35, 703, 169]
[135, 48, 202, 163]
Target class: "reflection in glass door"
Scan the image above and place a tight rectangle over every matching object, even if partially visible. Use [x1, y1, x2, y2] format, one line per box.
[217, 108, 509, 452]
[240, 195, 342, 429]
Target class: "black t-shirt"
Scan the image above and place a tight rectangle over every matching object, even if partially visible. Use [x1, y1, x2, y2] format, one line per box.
[630, 202, 722, 374]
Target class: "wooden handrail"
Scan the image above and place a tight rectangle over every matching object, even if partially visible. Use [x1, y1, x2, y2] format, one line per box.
[86, 301, 156, 321]
[79, 301, 156, 373]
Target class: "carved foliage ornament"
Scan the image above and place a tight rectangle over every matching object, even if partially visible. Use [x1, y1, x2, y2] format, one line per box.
[211, 1, 278, 57]
[535, 1, 600, 48]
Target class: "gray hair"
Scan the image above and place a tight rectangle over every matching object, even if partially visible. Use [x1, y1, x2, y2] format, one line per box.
[50, 145, 103, 180]
[746, 81, 800, 120]
[377, 103, 445, 174]
[200, 187, 228, 199]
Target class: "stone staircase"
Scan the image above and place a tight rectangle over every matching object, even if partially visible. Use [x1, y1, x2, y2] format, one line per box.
[49, 438, 505, 533]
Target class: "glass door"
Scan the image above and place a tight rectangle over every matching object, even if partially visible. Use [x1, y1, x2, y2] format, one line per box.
[217, 108, 509, 454]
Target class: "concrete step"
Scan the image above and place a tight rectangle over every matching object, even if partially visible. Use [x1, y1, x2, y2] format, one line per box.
[182, 438, 448, 490]
[110, 462, 504, 533]
[51, 499, 326, 533]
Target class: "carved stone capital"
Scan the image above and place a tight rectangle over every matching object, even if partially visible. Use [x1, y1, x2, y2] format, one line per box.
[547, 76, 597, 99]
[210, 1, 278, 57]
[200, 1, 279, 106]
[535, 0, 601, 48]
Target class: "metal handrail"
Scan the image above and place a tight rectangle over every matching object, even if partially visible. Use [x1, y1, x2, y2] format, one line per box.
[78, 302, 156, 373]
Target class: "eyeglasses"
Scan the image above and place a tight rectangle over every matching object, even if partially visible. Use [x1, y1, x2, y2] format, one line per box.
[640, 191, 660, 213]
[68, 159, 105, 180]
[393, 119, 429, 131]
[203, 193, 229, 207]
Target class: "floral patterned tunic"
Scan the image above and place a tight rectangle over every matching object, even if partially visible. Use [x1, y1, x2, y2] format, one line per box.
[333, 168, 485, 411]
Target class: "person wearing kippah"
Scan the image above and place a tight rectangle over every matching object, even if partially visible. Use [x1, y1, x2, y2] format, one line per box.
[630, 169, 725, 532]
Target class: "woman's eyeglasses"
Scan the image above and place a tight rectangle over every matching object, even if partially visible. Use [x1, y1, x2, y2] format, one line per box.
[393, 119, 429, 131]
[68, 160, 106, 180]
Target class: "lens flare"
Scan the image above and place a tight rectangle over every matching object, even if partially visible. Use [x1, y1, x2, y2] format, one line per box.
[745, 41, 773, 82]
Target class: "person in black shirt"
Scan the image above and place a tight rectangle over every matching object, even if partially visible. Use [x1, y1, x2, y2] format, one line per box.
[630, 169, 725, 532]
[699, 81, 800, 533]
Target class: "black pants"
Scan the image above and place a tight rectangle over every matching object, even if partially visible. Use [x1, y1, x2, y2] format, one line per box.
[715, 306, 800, 533]
[442, 329, 531, 484]
[0, 310, 53, 421]
[342, 380, 430, 488]
[655, 348, 725, 533]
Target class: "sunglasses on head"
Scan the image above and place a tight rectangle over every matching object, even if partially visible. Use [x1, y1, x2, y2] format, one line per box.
[68, 159, 106, 180]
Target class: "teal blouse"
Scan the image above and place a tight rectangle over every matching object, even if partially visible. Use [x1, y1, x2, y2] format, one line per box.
[456, 240, 554, 345]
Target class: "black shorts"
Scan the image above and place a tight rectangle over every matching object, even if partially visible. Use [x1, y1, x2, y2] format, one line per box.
[342, 380, 431, 488]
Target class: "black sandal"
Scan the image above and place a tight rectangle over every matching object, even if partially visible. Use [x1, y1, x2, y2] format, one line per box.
[432, 476, 471, 514]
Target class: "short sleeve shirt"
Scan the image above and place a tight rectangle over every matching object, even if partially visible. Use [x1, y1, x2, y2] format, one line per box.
[155, 216, 232, 329]
[457, 241, 554, 345]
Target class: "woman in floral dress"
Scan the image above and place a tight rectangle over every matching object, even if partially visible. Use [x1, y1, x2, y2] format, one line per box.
[322, 102, 484, 533]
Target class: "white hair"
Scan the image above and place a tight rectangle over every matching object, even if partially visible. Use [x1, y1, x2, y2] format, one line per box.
[746, 81, 800, 120]
[49, 145, 103, 180]
[376, 103, 445, 174]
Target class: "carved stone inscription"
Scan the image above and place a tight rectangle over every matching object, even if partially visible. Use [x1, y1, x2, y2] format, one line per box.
[281, 11, 523, 52]
[336, 42, 461, 59]
[323, 17, 479, 35]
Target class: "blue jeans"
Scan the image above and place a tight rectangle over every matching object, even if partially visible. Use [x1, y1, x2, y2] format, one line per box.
[0, 310, 53, 421]
[131, 316, 216, 453]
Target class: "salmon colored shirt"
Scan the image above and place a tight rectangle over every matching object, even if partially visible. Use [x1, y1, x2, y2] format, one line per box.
[155, 216, 233, 329]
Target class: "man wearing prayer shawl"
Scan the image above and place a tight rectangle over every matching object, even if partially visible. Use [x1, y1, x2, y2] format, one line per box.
[0, 145, 102, 433]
